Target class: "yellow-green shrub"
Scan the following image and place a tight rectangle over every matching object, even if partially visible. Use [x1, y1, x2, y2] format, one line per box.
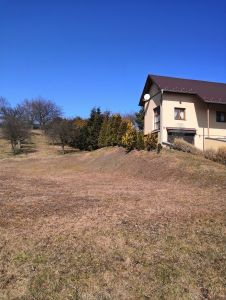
[144, 133, 158, 151]
[121, 121, 137, 152]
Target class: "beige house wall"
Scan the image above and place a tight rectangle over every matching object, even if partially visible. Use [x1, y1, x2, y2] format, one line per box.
[144, 91, 226, 150]
[144, 83, 162, 135]
[205, 138, 226, 151]
[161, 93, 207, 149]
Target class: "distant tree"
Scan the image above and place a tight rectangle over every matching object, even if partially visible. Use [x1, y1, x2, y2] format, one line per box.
[77, 125, 89, 150]
[117, 118, 129, 146]
[20, 99, 36, 127]
[123, 113, 136, 126]
[135, 107, 144, 131]
[105, 114, 122, 146]
[0, 97, 8, 111]
[24, 98, 62, 129]
[84, 107, 104, 150]
[69, 117, 87, 149]
[98, 111, 110, 148]
[46, 118, 73, 154]
[0, 97, 9, 125]
[1, 106, 31, 154]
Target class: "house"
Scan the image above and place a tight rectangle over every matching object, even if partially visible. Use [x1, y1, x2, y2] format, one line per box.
[139, 75, 226, 150]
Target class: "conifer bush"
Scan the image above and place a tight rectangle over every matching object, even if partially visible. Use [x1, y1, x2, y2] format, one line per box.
[98, 112, 110, 148]
[144, 133, 158, 151]
[121, 121, 137, 152]
[136, 131, 145, 150]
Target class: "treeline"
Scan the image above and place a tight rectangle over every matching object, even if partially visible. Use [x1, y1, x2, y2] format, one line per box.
[0, 96, 158, 155]
[46, 108, 146, 153]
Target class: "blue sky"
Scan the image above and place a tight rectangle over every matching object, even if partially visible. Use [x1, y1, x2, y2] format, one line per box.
[0, 0, 226, 118]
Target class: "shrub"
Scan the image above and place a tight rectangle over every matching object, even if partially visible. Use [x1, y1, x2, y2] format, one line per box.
[173, 138, 199, 154]
[136, 131, 145, 150]
[145, 133, 158, 151]
[204, 149, 217, 162]
[157, 143, 162, 154]
[121, 121, 137, 152]
[216, 147, 226, 165]
[204, 147, 226, 165]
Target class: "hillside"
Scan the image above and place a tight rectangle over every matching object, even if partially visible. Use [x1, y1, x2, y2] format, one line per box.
[0, 132, 226, 299]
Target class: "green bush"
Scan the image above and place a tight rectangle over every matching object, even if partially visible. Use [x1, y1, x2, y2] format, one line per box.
[136, 131, 145, 150]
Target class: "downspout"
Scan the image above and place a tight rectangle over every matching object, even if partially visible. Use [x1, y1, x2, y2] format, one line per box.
[207, 104, 210, 137]
[203, 127, 205, 151]
[160, 89, 164, 144]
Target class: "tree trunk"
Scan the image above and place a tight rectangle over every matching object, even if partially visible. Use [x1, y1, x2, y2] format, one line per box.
[11, 141, 16, 155]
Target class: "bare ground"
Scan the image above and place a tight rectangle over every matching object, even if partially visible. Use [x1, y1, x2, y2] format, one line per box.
[0, 134, 226, 299]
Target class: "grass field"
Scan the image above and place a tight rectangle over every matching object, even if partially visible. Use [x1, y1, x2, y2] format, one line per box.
[0, 131, 226, 299]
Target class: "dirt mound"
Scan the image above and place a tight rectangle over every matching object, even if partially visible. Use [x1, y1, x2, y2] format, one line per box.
[72, 147, 226, 187]
[80, 147, 176, 180]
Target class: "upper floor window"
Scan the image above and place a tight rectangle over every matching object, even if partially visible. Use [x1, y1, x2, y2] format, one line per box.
[174, 108, 185, 120]
[216, 111, 226, 122]
[154, 106, 160, 130]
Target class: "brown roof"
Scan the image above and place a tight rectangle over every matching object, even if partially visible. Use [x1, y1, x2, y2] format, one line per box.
[139, 74, 226, 106]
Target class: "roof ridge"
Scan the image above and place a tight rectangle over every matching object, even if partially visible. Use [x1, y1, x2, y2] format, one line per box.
[149, 74, 226, 86]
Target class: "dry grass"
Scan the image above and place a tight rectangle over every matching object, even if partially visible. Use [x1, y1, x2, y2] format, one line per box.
[0, 133, 226, 299]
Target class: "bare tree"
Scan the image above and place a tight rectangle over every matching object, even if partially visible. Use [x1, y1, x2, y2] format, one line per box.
[46, 118, 73, 154]
[1, 106, 31, 154]
[123, 112, 136, 126]
[30, 98, 62, 129]
[0, 97, 9, 125]
[20, 99, 36, 127]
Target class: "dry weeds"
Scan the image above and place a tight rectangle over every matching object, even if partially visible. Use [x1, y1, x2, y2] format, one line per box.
[0, 133, 226, 299]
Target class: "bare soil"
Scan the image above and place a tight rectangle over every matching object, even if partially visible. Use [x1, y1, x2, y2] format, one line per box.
[0, 133, 226, 299]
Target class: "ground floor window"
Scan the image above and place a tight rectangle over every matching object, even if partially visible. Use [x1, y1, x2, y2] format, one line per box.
[216, 111, 226, 122]
[167, 130, 195, 144]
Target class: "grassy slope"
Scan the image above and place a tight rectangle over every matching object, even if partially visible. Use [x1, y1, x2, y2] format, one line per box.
[0, 132, 226, 299]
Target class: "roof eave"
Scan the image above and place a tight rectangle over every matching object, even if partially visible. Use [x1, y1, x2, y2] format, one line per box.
[138, 74, 162, 106]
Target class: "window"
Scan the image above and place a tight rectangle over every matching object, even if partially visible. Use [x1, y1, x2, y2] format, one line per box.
[154, 106, 160, 130]
[167, 130, 195, 145]
[216, 111, 226, 122]
[174, 108, 185, 120]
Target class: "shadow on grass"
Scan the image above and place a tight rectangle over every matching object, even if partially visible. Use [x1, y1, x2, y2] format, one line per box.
[56, 149, 81, 155]
[13, 145, 38, 155]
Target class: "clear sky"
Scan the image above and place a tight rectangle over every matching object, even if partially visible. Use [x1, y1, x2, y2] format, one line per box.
[1, 0, 226, 118]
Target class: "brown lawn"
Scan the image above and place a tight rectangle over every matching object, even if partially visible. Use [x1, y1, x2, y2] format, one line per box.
[0, 133, 226, 299]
